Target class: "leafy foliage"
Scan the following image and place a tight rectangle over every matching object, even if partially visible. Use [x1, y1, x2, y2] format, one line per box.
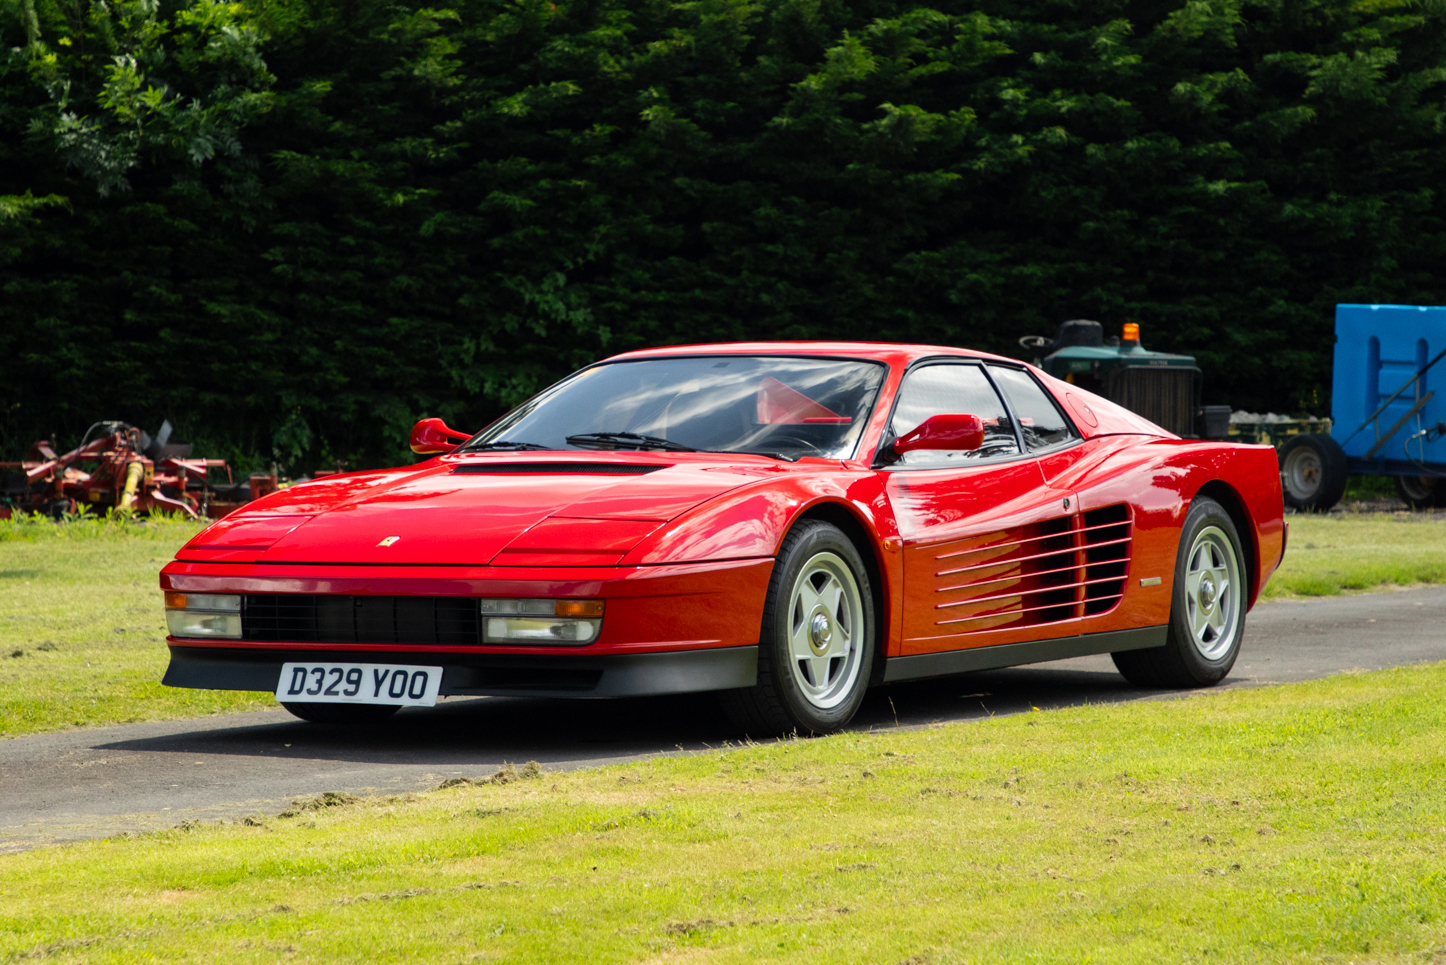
[4, 0, 1446, 470]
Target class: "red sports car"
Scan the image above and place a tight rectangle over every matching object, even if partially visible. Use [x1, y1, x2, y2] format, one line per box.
[160, 342, 1285, 734]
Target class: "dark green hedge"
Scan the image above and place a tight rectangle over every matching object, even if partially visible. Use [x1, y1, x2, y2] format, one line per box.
[4, 0, 1445, 470]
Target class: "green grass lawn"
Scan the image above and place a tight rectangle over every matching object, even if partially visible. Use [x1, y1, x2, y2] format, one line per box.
[2, 510, 1444, 739]
[1264, 511, 1446, 598]
[0, 514, 273, 737]
[2, 662, 1443, 963]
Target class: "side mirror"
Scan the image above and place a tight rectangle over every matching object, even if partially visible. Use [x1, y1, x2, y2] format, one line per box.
[410, 417, 472, 455]
[892, 413, 986, 456]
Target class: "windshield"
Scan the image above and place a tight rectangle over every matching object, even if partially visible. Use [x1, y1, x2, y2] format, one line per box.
[465, 356, 887, 460]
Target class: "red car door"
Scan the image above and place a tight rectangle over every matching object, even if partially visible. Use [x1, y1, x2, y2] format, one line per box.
[883, 361, 1088, 655]
[986, 363, 1136, 621]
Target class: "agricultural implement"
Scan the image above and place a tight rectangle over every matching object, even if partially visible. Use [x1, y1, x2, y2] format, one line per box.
[1276, 304, 1446, 510]
[0, 421, 236, 519]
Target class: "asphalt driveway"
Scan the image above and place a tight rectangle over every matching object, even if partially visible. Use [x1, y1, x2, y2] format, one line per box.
[3, 586, 1443, 852]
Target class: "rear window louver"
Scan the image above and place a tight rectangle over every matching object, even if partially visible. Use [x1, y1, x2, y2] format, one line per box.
[450, 463, 662, 475]
[929, 503, 1133, 633]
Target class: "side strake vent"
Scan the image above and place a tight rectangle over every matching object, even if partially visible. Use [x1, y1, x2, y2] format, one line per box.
[1081, 504, 1131, 615]
[930, 504, 1133, 633]
[243, 595, 481, 646]
[451, 463, 662, 475]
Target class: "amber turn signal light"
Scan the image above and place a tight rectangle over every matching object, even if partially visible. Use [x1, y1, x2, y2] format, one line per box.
[164, 591, 187, 609]
[555, 600, 605, 618]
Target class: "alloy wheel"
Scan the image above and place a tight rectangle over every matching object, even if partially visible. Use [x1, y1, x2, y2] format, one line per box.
[1183, 525, 1241, 661]
[785, 551, 865, 710]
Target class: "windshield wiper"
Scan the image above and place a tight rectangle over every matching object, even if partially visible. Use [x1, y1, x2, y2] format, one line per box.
[460, 440, 553, 452]
[737, 450, 800, 462]
[565, 432, 697, 452]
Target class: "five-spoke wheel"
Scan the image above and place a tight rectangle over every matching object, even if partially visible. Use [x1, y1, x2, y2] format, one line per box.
[784, 552, 866, 711]
[1112, 495, 1246, 688]
[1181, 525, 1242, 662]
[721, 520, 875, 735]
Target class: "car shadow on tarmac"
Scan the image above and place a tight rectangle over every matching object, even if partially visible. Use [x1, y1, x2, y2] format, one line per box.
[93, 662, 1159, 769]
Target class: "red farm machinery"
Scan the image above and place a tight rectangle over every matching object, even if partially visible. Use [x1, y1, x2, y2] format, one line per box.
[0, 421, 245, 520]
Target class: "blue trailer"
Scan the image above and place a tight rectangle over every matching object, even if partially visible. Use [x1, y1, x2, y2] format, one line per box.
[1278, 303, 1446, 510]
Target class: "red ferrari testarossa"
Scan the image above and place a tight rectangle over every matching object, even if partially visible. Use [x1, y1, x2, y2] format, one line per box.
[160, 342, 1285, 734]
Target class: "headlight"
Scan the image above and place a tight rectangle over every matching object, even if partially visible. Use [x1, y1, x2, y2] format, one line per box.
[164, 592, 242, 639]
[480, 598, 603, 645]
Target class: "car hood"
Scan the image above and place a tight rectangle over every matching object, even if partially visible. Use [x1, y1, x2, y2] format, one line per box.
[178, 454, 787, 565]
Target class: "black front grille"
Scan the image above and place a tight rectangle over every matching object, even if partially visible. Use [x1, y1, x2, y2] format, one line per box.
[243, 595, 480, 646]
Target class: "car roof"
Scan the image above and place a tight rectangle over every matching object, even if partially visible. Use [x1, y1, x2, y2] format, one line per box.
[605, 341, 1022, 368]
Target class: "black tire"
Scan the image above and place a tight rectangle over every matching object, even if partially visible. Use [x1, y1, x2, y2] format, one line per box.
[42, 498, 76, 519]
[281, 702, 401, 724]
[1112, 496, 1247, 688]
[1278, 433, 1348, 511]
[1394, 474, 1442, 509]
[719, 520, 875, 736]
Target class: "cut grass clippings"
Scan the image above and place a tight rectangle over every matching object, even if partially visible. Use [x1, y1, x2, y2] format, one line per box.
[2, 662, 1444, 963]
[1263, 511, 1446, 598]
[0, 513, 273, 737]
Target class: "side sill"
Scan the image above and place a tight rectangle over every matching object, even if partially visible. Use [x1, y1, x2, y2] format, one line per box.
[881, 625, 1167, 683]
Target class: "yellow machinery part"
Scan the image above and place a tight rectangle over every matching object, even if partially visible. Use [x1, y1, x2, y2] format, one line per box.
[119, 461, 144, 510]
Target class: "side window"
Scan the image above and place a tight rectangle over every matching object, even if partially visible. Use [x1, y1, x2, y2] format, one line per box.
[988, 365, 1079, 452]
[889, 364, 1020, 467]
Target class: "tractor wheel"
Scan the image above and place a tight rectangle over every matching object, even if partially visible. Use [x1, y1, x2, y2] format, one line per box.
[1394, 475, 1443, 509]
[1278, 434, 1348, 511]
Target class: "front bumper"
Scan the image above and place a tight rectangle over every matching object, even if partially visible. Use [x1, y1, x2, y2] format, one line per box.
[163, 644, 759, 699]
[158, 557, 773, 698]
[159, 557, 773, 654]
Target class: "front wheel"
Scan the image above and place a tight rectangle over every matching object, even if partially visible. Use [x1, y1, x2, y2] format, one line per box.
[282, 702, 401, 724]
[1112, 495, 1247, 688]
[719, 520, 875, 736]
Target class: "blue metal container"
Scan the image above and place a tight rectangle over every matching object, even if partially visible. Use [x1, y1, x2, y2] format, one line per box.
[1331, 303, 1446, 475]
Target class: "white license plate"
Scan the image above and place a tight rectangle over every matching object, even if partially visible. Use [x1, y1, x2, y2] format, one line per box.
[275, 662, 442, 707]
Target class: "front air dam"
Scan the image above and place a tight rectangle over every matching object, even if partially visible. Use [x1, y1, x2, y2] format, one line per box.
[162, 644, 760, 700]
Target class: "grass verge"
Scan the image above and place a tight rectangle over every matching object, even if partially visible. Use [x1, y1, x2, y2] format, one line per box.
[1263, 511, 1446, 598]
[2, 662, 1444, 963]
[0, 514, 273, 737]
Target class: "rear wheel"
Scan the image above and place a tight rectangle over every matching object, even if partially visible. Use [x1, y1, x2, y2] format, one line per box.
[1394, 475, 1442, 509]
[282, 702, 401, 724]
[719, 520, 874, 736]
[1278, 434, 1348, 511]
[1112, 496, 1246, 688]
